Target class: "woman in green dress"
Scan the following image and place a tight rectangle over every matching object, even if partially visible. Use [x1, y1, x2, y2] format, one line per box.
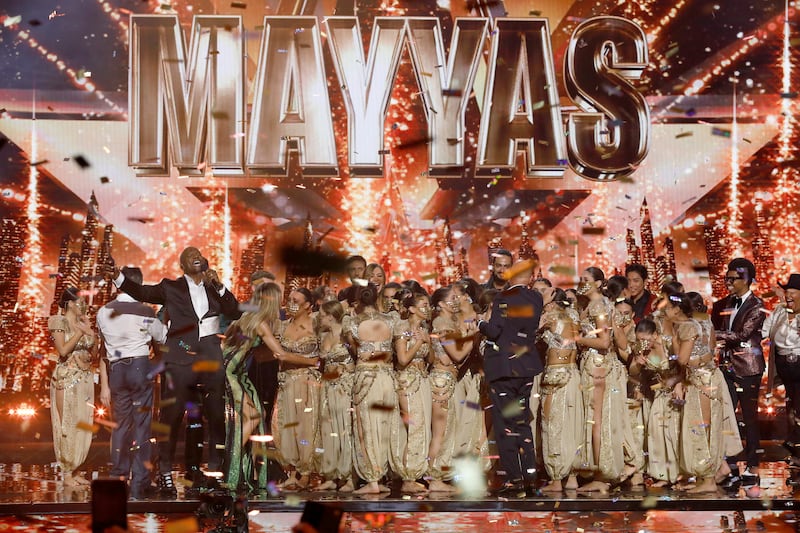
[222, 282, 304, 492]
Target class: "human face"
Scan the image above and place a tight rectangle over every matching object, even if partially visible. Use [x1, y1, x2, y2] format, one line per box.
[664, 299, 682, 320]
[439, 289, 458, 314]
[724, 269, 748, 296]
[180, 247, 205, 275]
[532, 280, 550, 293]
[319, 309, 332, 330]
[787, 288, 800, 314]
[287, 291, 310, 317]
[614, 303, 634, 327]
[347, 260, 366, 282]
[634, 331, 653, 354]
[577, 271, 599, 295]
[626, 271, 645, 299]
[381, 287, 398, 312]
[369, 268, 386, 289]
[71, 297, 88, 316]
[453, 284, 473, 308]
[491, 254, 513, 281]
[412, 297, 431, 320]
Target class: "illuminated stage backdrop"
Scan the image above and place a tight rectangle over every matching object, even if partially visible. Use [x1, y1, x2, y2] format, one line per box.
[0, 1, 797, 402]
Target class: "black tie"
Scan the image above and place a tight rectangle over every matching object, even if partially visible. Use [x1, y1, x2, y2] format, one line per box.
[732, 296, 742, 309]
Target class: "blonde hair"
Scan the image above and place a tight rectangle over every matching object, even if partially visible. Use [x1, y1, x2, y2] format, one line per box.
[225, 282, 282, 353]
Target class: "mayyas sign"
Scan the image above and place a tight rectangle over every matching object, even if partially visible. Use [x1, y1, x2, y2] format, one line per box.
[128, 14, 650, 181]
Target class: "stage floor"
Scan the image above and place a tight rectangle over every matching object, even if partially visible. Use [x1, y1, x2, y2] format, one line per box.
[2, 446, 800, 532]
[2, 509, 800, 532]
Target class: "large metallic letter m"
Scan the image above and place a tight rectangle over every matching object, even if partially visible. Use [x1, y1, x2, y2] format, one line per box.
[129, 15, 245, 176]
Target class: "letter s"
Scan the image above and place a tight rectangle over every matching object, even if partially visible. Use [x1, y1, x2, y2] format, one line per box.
[564, 16, 649, 181]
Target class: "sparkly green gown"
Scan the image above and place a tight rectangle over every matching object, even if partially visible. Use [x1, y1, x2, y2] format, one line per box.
[224, 334, 268, 492]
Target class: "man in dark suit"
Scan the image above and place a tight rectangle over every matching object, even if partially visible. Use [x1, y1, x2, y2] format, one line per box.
[711, 257, 765, 486]
[478, 259, 543, 496]
[109, 247, 240, 496]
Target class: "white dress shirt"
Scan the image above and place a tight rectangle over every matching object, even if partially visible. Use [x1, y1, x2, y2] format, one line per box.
[96, 293, 168, 361]
[113, 271, 226, 339]
[728, 290, 753, 329]
[762, 305, 800, 355]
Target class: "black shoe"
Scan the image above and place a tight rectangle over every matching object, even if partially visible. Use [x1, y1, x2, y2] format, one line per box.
[494, 481, 526, 497]
[784, 441, 800, 457]
[184, 466, 203, 483]
[718, 474, 741, 491]
[158, 472, 178, 498]
[741, 469, 760, 488]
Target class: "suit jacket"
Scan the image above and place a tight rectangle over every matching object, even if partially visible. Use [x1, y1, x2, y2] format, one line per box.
[711, 293, 765, 377]
[120, 276, 240, 365]
[478, 284, 544, 382]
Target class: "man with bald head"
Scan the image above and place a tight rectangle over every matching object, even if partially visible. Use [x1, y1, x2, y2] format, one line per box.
[109, 246, 240, 497]
[477, 259, 544, 496]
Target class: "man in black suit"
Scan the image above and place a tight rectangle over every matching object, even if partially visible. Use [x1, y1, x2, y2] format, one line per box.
[109, 247, 240, 496]
[711, 257, 765, 487]
[478, 259, 544, 496]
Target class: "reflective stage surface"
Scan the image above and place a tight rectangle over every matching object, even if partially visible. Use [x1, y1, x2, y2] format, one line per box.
[1, 455, 800, 532]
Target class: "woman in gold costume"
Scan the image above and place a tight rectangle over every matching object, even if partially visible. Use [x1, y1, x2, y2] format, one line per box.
[346, 283, 402, 494]
[538, 288, 583, 492]
[273, 287, 321, 491]
[670, 292, 742, 493]
[575, 268, 634, 492]
[390, 290, 433, 493]
[629, 318, 682, 487]
[427, 286, 471, 492]
[315, 300, 355, 492]
[48, 287, 96, 488]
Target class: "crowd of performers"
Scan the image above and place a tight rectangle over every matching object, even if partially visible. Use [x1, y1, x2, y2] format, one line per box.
[46, 247, 800, 499]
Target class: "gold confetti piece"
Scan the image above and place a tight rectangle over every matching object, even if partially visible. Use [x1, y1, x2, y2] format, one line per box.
[164, 516, 200, 533]
[76, 421, 99, 433]
[158, 397, 177, 408]
[675, 131, 693, 139]
[284, 494, 302, 506]
[501, 258, 537, 280]
[95, 418, 119, 429]
[641, 495, 659, 509]
[370, 403, 395, 412]
[283, 421, 300, 428]
[192, 360, 221, 372]
[506, 305, 535, 318]
[151, 421, 171, 434]
[250, 435, 274, 442]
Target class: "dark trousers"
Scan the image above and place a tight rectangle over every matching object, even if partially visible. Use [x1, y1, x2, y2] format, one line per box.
[488, 376, 536, 484]
[776, 356, 800, 450]
[724, 370, 762, 468]
[108, 356, 153, 492]
[158, 336, 226, 473]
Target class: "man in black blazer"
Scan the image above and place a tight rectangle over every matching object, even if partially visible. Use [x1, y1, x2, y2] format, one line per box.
[711, 257, 765, 486]
[478, 259, 544, 496]
[110, 247, 240, 496]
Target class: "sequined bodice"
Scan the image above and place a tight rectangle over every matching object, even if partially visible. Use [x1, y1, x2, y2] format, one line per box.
[278, 320, 318, 357]
[345, 312, 398, 360]
[581, 297, 612, 337]
[48, 315, 95, 354]
[398, 319, 430, 361]
[322, 342, 352, 366]
[688, 319, 713, 362]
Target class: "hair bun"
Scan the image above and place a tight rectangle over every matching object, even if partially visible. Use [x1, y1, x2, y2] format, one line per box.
[357, 283, 379, 307]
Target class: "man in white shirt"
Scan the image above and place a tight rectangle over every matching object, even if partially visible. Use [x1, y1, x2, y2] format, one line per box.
[97, 267, 168, 500]
[764, 273, 800, 461]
